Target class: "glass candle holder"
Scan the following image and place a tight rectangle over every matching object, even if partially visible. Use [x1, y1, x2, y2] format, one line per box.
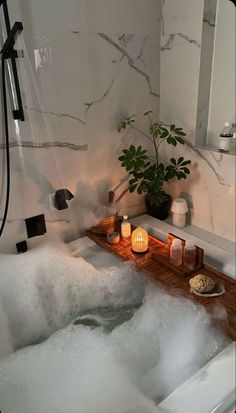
[131, 227, 148, 253]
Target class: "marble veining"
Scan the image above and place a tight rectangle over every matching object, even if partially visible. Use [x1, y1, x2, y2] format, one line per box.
[84, 75, 117, 114]
[136, 35, 148, 67]
[161, 33, 200, 51]
[118, 34, 135, 48]
[0, 141, 88, 151]
[31, 108, 86, 125]
[185, 141, 230, 187]
[98, 32, 160, 98]
[210, 151, 223, 167]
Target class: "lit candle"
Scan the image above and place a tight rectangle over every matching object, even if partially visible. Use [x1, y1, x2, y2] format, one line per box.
[131, 227, 148, 253]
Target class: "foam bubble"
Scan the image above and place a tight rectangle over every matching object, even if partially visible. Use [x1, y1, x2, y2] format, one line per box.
[0, 299, 13, 358]
[0, 243, 146, 349]
[0, 326, 160, 413]
[0, 242, 230, 412]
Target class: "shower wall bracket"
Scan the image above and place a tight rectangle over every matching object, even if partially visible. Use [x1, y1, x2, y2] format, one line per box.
[0, 0, 25, 121]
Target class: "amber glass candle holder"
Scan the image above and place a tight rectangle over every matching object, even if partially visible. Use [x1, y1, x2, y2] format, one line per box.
[131, 227, 148, 253]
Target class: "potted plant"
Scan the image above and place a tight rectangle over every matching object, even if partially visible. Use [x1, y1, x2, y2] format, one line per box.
[118, 111, 191, 220]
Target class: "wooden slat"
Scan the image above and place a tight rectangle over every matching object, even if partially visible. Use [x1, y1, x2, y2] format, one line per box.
[87, 230, 236, 341]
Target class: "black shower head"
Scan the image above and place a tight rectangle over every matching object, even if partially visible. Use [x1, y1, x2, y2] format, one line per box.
[1, 21, 23, 55]
[54, 189, 75, 210]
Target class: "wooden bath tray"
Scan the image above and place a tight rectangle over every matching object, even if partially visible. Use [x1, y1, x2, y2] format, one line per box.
[151, 233, 204, 276]
[87, 228, 236, 341]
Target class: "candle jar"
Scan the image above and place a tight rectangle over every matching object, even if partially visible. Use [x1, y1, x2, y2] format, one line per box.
[107, 232, 120, 245]
[131, 227, 148, 253]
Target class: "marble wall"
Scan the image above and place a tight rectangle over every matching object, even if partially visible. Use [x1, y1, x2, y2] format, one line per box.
[0, 0, 235, 253]
[0, 0, 161, 252]
[160, 0, 235, 242]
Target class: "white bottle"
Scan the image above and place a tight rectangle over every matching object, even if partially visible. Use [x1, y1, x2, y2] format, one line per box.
[183, 241, 196, 270]
[218, 122, 233, 153]
[170, 239, 183, 266]
[121, 215, 131, 238]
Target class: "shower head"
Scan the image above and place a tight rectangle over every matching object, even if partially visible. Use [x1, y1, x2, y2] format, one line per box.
[1, 22, 23, 55]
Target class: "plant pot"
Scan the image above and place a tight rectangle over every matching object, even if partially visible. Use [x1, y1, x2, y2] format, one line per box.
[145, 194, 172, 220]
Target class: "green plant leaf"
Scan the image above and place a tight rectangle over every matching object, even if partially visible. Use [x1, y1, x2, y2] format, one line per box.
[180, 159, 191, 166]
[118, 144, 149, 172]
[175, 131, 186, 136]
[180, 167, 190, 174]
[175, 136, 185, 144]
[118, 113, 190, 197]
[177, 157, 184, 164]
[129, 183, 138, 193]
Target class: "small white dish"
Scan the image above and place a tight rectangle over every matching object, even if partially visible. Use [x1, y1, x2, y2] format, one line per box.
[190, 283, 225, 297]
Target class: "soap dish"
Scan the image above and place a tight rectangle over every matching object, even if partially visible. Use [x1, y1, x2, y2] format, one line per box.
[190, 283, 225, 297]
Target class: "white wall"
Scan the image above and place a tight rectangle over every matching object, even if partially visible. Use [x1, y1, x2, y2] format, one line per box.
[0, 0, 161, 252]
[160, 0, 235, 242]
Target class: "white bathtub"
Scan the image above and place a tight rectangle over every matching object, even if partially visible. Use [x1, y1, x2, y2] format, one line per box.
[0, 214, 234, 413]
[69, 214, 236, 413]
[131, 214, 236, 413]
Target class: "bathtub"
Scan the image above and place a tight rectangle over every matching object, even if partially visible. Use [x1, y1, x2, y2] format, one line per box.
[69, 227, 236, 413]
[130, 214, 236, 413]
[0, 214, 235, 413]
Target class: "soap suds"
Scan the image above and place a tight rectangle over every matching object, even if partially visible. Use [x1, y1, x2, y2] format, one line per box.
[0, 240, 230, 413]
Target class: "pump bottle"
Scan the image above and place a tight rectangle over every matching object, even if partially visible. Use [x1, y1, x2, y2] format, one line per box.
[121, 215, 131, 238]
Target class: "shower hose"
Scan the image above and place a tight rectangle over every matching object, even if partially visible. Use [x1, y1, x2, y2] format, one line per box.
[0, 55, 11, 237]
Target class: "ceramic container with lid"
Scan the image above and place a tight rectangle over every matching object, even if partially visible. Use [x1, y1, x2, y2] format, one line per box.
[171, 198, 188, 228]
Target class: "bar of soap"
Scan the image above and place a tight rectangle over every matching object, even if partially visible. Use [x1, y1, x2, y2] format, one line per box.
[107, 232, 120, 245]
[189, 274, 215, 293]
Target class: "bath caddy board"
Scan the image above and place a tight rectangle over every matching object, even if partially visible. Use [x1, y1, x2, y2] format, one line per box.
[87, 227, 236, 341]
[151, 232, 204, 276]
